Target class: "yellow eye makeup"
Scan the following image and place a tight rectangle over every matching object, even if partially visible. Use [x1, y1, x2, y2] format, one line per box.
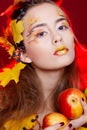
[27, 17, 39, 27]
[27, 32, 37, 43]
[27, 29, 44, 44]
[57, 8, 66, 16]
[61, 21, 70, 27]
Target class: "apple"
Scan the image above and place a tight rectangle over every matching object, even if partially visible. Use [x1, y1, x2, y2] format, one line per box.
[77, 127, 87, 130]
[57, 88, 86, 119]
[42, 112, 87, 130]
[42, 112, 68, 129]
[84, 88, 87, 97]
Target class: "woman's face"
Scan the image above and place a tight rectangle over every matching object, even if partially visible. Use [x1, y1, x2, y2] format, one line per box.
[22, 3, 75, 70]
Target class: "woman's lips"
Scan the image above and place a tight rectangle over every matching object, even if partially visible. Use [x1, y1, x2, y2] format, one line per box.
[53, 45, 68, 56]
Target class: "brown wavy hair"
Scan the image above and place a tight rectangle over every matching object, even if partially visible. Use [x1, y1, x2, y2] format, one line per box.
[0, 0, 80, 127]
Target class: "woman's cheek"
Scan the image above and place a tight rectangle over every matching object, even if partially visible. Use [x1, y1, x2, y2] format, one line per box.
[26, 44, 43, 61]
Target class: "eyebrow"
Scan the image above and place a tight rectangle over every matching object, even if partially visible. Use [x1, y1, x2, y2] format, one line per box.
[55, 17, 68, 24]
[29, 17, 68, 33]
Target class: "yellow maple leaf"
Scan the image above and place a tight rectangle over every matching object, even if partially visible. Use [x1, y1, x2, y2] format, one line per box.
[11, 19, 24, 44]
[0, 62, 26, 87]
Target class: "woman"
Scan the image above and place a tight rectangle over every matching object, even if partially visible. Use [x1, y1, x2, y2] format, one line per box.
[0, 0, 87, 129]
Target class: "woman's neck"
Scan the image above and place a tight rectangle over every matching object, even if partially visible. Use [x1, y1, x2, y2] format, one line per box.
[33, 68, 65, 129]
[35, 68, 64, 99]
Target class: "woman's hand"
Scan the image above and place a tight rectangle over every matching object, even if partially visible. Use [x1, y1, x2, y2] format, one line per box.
[63, 98, 87, 130]
[43, 122, 64, 130]
[43, 99, 87, 130]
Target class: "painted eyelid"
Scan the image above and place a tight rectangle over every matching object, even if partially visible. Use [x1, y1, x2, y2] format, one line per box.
[28, 30, 42, 37]
[31, 28, 47, 34]
[36, 31, 47, 37]
[56, 20, 70, 27]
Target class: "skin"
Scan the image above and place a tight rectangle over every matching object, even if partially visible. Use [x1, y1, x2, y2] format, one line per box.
[20, 3, 87, 130]
[22, 3, 75, 70]
[21, 3, 75, 100]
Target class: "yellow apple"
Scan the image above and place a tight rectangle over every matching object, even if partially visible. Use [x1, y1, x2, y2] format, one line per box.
[42, 112, 68, 129]
[57, 88, 86, 119]
[77, 127, 87, 130]
[84, 88, 87, 97]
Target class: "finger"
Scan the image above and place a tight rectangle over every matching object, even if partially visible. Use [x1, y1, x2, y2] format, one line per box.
[63, 123, 73, 130]
[43, 122, 64, 130]
[64, 116, 86, 129]
[80, 98, 87, 113]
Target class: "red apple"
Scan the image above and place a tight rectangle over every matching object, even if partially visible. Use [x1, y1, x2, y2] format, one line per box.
[42, 112, 68, 129]
[57, 88, 86, 119]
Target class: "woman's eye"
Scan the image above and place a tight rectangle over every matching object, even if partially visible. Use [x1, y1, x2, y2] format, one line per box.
[36, 31, 47, 38]
[58, 25, 69, 30]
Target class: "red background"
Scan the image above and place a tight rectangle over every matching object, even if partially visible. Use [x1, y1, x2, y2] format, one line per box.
[0, 0, 87, 45]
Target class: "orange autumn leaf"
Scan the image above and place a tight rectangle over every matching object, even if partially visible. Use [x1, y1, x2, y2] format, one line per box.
[0, 37, 15, 56]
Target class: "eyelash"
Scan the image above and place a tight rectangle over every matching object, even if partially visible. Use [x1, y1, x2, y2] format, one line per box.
[58, 25, 69, 30]
[36, 31, 47, 38]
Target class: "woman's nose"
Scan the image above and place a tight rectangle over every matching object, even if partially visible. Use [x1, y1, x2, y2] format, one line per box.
[52, 33, 62, 45]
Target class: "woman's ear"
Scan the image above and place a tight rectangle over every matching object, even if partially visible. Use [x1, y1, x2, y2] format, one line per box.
[20, 52, 32, 63]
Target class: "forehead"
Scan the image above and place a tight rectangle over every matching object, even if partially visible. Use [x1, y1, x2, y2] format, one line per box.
[23, 3, 66, 22]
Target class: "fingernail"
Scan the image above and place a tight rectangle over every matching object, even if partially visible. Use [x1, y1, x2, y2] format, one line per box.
[72, 128, 76, 130]
[82, 98, 84, 101]
[68, 123, 72, 128]
[59, 122, 64, 126]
